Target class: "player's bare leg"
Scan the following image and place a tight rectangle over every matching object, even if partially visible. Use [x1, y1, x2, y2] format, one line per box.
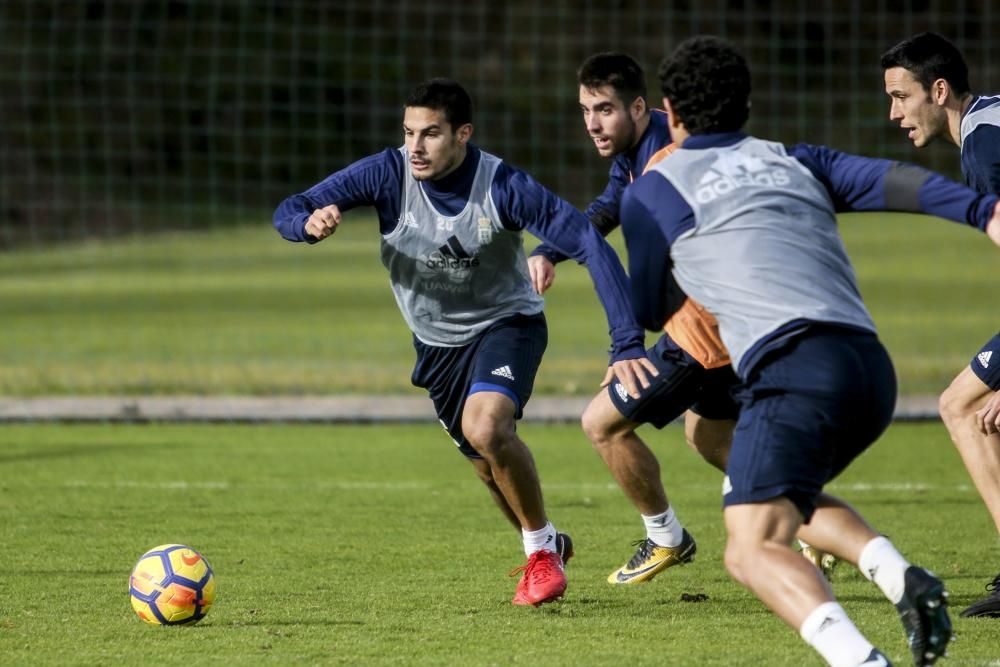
[581, 390, 695, 584]
[462, 391, 546, 530]
[684, 410, 839, 576]
[683, 410, 733, 472]
[724, 499, 835, 625]
[582, 390, 668, 515]
[939, 368, 1000, 534]
[791, 493, 874, 581]
[468, 457, 521, 529]
[724, 499, 888, 665]
[726, 497, 951, 666]
[462, 391, 567, 605]
[939, 366, 1000, 616]
[794, 494, 880, 565]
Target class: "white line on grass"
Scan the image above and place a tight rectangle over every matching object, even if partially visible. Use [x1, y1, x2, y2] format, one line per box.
[65, 480, 230, 490]
[59, 480, 975, 493]
[830, 482, 973, 492]
[542, 481, 975, 493]
[62, 480, 430, 491]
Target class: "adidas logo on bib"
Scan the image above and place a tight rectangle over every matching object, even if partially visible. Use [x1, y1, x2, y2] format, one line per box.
[491, 365, 514, 381]
[979, 350, 993, 369]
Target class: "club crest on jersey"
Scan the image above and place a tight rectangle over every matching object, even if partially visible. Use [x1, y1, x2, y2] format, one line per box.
[477, 217, 493, 244]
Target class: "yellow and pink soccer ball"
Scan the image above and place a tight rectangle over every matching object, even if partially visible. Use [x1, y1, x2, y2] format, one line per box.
[129, 544, 216, 625]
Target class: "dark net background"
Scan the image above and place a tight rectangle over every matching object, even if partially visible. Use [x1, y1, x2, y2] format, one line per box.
[1, 0, 996, 245]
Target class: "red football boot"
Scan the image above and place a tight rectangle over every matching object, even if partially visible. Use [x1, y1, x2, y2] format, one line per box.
[511, 548, 567, 606]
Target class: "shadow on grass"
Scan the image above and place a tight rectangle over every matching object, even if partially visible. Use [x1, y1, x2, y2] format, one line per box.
[0, 442, 146, 464]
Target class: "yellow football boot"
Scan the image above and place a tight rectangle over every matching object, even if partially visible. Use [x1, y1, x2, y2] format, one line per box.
[607, 529, 696, 584]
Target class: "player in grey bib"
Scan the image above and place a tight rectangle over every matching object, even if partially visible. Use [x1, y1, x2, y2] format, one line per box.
[274, 78, 652, 608]
[383, 147, 542, 346]
[649, 137, 875, 375]
[622, 37, 1000, 666]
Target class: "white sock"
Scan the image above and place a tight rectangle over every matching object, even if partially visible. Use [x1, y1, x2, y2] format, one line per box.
[522, 522, 558, 557]
[642, 506, 684, 547]
[858, 536, 909, 604]
[799, 601, 875, 667]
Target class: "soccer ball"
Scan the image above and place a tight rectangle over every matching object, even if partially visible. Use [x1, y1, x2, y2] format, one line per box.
[129, 544, 216, 625]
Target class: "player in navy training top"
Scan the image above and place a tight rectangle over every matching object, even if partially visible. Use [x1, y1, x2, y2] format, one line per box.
[883, 31, 1000, 619]
[273, 79, 652, 608]
[528, 52, 740, 585]
[623, 36, 1000, 667]
[529, 53, 833, 585]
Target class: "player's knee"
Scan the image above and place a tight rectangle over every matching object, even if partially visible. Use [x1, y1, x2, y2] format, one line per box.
[580, 406, 609, 447]
[581, 403, 631, 452]
[462, 416, 514, 458]
[462, 421, 499, 454]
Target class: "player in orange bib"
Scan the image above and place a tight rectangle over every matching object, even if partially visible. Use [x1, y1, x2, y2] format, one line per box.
[528, 53, 736, 584]
[530, 52, 830, 584]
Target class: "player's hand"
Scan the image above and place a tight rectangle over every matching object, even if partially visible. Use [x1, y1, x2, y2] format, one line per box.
[527, 255, 556, 295]
[305, 204, 342, 241]
[975, 390, 1000, 435]
[604, 356, 659, 399]
[987, 201, 1000, 248]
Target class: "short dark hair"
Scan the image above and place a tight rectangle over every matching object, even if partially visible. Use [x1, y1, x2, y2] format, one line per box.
[577, 52, 647, 108]
[405, 78, 473, 129]
[880, 32, 970, 96]
[657, 36, 750, 135]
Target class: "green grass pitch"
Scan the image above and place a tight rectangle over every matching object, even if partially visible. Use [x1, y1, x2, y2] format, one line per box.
[0, 421, 996, 665]
[0, 211, 996, 396]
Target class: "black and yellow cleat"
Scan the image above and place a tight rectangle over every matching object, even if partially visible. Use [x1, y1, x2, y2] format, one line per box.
[801, 544, 838, 581]
[607, 529, 696, 585]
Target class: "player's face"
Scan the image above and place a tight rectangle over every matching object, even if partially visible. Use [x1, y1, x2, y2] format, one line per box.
[884, 67, 948, 148]
[579, 84, 641, 157]
[403, 106, 471, 181]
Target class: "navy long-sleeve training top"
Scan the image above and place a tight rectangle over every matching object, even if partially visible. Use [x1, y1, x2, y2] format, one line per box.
[273, 144, 646, 362]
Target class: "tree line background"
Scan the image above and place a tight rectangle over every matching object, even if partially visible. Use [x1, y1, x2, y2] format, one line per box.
[1, 0, 995, 246]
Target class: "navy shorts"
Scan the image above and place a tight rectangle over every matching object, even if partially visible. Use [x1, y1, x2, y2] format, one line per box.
[970, 332, 1000, 390]
[608, 334, 740, 428]
[723, 326, 896, 522]
[410, 312, 547, 459]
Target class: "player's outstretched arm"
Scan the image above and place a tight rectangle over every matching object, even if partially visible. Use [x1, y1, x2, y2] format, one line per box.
[274, 149, 403, 243]
[790, 144, 1000, 232]
[304, 204, 341, 241]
